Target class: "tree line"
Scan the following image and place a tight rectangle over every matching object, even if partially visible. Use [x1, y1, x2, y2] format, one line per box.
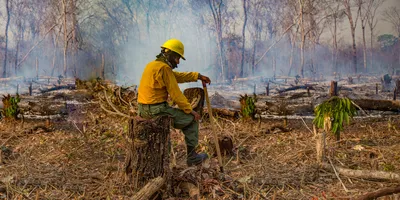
[0, 0, 399, 82]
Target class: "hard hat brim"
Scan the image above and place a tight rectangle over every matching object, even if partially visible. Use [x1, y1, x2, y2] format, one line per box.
[161, 46, 186, 60]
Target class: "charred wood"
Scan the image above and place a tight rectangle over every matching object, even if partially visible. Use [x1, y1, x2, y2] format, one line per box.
[39, 84, 75, 93]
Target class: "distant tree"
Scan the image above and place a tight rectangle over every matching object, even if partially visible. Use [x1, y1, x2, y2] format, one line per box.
[3, 0, 11, 78]
[342, 0, 361, 74]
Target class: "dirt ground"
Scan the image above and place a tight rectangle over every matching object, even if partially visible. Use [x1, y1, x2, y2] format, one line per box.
[1, 89, 400, 199]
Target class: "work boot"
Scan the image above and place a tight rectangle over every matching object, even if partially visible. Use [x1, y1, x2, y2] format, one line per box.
[186, 145, 208, 166]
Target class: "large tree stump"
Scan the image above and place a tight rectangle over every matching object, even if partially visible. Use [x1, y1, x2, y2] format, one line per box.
[124, 116, 171, 191]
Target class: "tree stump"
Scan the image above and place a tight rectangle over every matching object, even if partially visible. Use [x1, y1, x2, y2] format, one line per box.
[124, 116, 171, 190]
[183, 87, 205, 116]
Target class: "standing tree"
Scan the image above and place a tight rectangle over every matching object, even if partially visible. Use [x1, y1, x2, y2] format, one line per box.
[326, 0, 344, 74]
[367, 0, 385, 68]
[3, 0, 11, 78]
[383, 7, 400, 66]
[240, 0, 248, 78]
[342, 0, 361, 74]
[207, 0, 226, 81]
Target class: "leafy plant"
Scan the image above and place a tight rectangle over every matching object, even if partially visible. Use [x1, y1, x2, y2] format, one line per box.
[240, 94, 257, 119]
[313, 97, 356, 138]
[2, 94, 21, 119]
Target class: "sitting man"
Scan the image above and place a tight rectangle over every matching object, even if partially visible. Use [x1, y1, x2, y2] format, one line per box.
[137, 38, 211, 166]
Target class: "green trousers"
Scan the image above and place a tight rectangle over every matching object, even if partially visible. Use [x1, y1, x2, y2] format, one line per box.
[138, 102, 199, 147]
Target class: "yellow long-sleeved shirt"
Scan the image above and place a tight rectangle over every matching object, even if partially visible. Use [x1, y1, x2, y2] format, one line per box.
[138, 60, 199, 114]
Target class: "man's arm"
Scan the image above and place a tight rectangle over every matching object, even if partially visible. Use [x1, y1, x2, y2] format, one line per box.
[162, 67, 193, 114]
[173, 71, 199, 83]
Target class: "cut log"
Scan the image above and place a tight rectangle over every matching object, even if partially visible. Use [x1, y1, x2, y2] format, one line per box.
[354, 185, 400, 200]
[204, 107, 240, 119]
[124, 116, 171, 190]
[131, 176, 165, 200]
[352, 99, 400, 112]
[321, 162, 400, 181]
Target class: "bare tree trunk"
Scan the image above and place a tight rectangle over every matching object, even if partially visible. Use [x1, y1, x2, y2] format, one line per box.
[71, 0, 79, 77]
[14, 21, 22, 76]
[343, 0, 360, 74]
[208, 0, 225, 81]
[3, 0, 10, 78]
[288, 35, 295, 76]
[362, 25, 367, 72]
[299, 0, 305, 78]
[51, 28, 61, 76]
[240, 0, 248, 78]
[62, 0, 68, 77]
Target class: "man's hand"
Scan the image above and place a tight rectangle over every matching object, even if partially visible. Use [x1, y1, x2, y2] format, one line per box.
[198, 74, 211, 85]
[191, 110, 201, 121]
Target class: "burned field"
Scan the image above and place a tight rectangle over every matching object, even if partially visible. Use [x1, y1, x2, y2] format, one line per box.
[1, 76, 400, 199]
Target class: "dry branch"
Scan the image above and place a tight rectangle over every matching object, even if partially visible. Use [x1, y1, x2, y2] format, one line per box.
[354, 185, 400, 200]
[131, 176, 165, 200]
[321, 163, 400, 181]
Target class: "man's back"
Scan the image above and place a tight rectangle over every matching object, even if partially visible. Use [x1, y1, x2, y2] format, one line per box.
[138, 60, 170, 105]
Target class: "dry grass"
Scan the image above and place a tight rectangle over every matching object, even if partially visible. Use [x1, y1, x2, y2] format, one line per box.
[1, 91, 400, 199]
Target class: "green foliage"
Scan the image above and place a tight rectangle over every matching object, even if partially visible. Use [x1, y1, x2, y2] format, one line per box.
[2, 94, 21, 119]
[240, 94, 257, 119]
[377, 34, 399, 51]
[313, 97, 356, 136]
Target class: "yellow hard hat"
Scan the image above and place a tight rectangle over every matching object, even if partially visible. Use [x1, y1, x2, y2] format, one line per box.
[161, 38, 185, 60]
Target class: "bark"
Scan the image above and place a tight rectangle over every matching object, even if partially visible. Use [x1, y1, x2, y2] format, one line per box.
[3, 0, 10, 78]
[321, 162, 400, 181]
[131, 176, 165, 200]
[354, 185, 400, 200]
[124, 116, 171, 190]
[240, 0, 248, 77]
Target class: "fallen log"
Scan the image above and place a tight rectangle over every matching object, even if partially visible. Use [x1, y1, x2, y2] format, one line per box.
[232, 76, 263, 82]
[352, 99, 400, 112]
[131, 176, 165, 200]
[354, 185, 400, 200]
[277, 85, 315, 93]
[0, 76, 24, 82]
[39, 84, 76, 93]
[321, 162, 400, 181]
[204, 107, 240, 118]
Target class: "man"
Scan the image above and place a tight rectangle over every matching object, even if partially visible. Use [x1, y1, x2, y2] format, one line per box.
[137, 38, 211, 166]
